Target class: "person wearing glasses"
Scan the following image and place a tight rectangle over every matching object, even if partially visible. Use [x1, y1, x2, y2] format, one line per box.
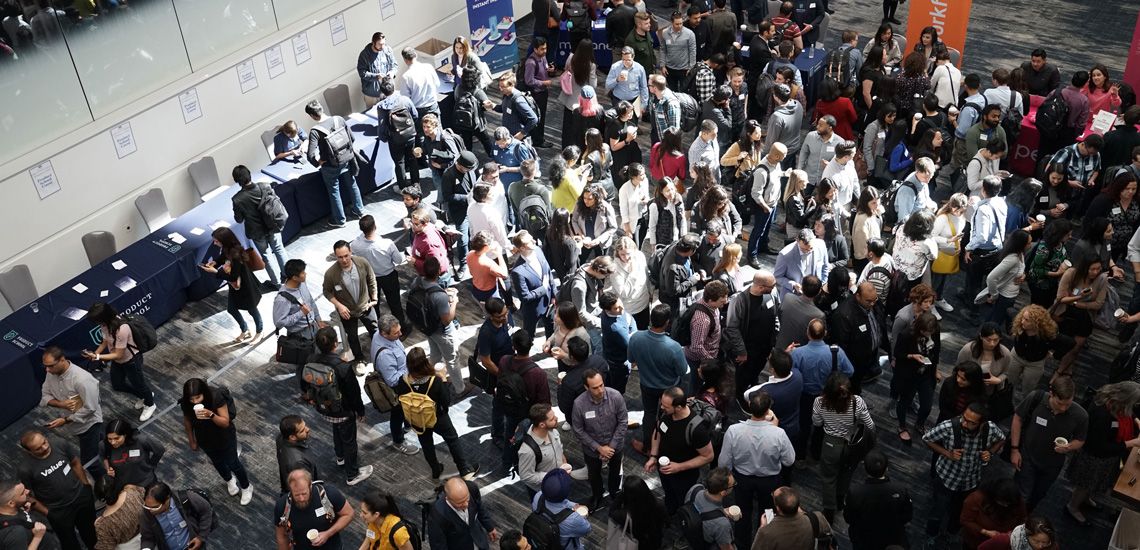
[139, 481, 214, 550]
[39, 346, 105, 480]
[682, 467, 736, 550]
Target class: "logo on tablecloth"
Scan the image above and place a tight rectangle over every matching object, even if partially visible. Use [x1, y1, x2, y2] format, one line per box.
[89, 327, 103, 346]
[3, 330, 35, 350]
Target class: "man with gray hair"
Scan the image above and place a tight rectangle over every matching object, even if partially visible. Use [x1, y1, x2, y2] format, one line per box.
[765, 83, 803, 165]
[400, 46, 441, 150]
[893, 156, 938, 222]
[773, 229, 830, 299]
[370, 316, 419, 456]
[797, 115, 843, 185]
[689, 119, 722, 183]
[724, 271, 781, 402]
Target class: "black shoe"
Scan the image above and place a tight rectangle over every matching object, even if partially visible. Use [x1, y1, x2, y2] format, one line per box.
[430, 464, 444, 481]
[461, 464, 481, 480]
[1064, 504, 1090, 527]
[748, 256, 762, 269]
[888, 17, 902, 24]
[534, 142, 555, 149]
[590, 497, 610, 513]
[261, 281, 281, 292]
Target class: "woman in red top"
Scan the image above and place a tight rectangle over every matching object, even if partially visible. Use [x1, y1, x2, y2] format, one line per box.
[465, 230, 509, 303]
[977, 516, 1059, 550]
[649, 127, 687, 192]
[813, 79, 859, 141]
[960, 478, 1027, 550]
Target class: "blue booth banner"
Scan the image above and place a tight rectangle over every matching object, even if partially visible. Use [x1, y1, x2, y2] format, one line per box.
[467, 0, 519, 74]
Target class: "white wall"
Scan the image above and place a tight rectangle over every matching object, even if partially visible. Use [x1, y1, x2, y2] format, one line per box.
[0, 0, 535, 316]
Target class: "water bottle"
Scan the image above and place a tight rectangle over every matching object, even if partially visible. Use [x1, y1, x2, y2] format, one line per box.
[808, 45, 815, 59]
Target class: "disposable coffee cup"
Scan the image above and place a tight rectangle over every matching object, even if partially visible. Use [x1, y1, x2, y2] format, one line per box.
[1035, 214, 1046, 223]
[307, 529, 319, 542]
[561, 463, 573, 472]
[1055, 437, 1069, 447]
[726, 505, 742, 521]
[620, 70, 629, 80]
[913, 112, 923, 120]
[658, 456, 670, 467]
[558, 371, 567, 381]
[1116, 308, 1127, 319]
[192, 404, 205, 412]
[413, 147, 423, 158]
[576, 505, 589, 516]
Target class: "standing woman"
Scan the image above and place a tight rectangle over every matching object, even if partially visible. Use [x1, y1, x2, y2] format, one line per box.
[358, 492, 416, 550]
[646, 178, 688, 253]
[813, 79, 859, 141]
[895, 52, 932, 120]
[581, 127, 616, 200]
[712, 243, 746, 296]
[935, 361, 987, 425]
[617, 163, 651, 246]
[720, 119, 764, 194]
[931, 194, 967, 310]
[567, 86, 607, 151]
[200, 226, 264, 343]
[851, 186, 883, 274]
[543, 208, 581, 281]
[571, 183, 619, 262]
[783, 169, 811, 239]
[101, 418, 165, 501]
[511, 230, 556, 339]
[544, 302, 591, 370]
[608, 100, 643, 184]
[399, 347, 479, 479]
[610, 236, 653, 330]
[649, 127, 688, 190]
[83, 302, 157, 422]
[466, 231, 510, 303]
[559, 39, 598, 148]
[1025, 219, 1072, 307]
[858, 45, 889, 122]
[1065, 381, 1140, 524]
[956, 323, 1013, 419]
[550, 156, 587, 212]
[453, 64, 495, 155]
[684, 160, 717, 214]
[1085, 174, 1139, 263]
[1007, 305, 1059, 399]
[892, 210, 939, 290]
[450, 36, 488, 88]
[692, 186, 743, 243]
[893, 311, 941, 443]
[1070, 217, 1123, 276]
[983, 229, 1031, 328]
[1052, 255, 1108, 376]
[862, 103, 897, 188]
[607, 476, 667, 550]
[179, 378, 253, 505]
[813, 371, 875, 521]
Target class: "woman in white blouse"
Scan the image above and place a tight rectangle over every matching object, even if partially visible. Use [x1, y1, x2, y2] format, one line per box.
[931, 194, 967, 311]
[617, 163, 651, 246]
[608, 236, 652, 329]
[983, 230, 1031, 328]
[893, 210, 939, 288]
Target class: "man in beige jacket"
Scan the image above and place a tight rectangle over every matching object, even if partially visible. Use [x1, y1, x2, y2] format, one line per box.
[323, 240, 378, 363]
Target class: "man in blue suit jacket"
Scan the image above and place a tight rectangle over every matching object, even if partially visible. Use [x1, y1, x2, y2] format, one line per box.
[773, 228, 830, 298]
[509, 231, 556, 338]
[428, 478, 499, 550]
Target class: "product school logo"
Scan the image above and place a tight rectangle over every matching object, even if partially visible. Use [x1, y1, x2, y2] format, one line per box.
[89, 327, 103, 346]
[3, 330, 35, 350]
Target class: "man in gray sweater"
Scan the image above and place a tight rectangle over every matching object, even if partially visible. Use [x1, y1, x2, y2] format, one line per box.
[765, 84, 803, 167]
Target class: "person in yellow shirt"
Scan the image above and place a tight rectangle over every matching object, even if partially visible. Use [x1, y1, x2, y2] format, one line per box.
[358, 492, 416, 550]
[550, 155, 591, 212]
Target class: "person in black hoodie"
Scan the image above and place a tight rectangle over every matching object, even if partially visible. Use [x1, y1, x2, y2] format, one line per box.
[844, 451, 913, 550]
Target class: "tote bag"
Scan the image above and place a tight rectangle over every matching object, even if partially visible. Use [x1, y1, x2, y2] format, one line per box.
[931, 215, 960, 274]
[605, 516, 637, 550]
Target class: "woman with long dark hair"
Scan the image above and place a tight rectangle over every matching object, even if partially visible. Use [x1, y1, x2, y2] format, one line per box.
[617, 163, 651, 245]
[816, 266, 852, 313]
[179, 377, 253, 504]
[543, 207, 580, 280]
[684, 160, 716, 213]
[398, 347, 479, 480]
[936, 361, 987, 424]
[692, 185, 743, 243]
[101, 418, 165, 501]
[863, 23, 902, 69]
[958, 322, 1014, 419]
[1025, 219, 1072, 308]
[813, 212, 850, 267]
[1052, 254, 1108, 376]
[885, 118, 914, 176]
[544, 301, 591, 370]
[358, 492, 415, 550]
[863, 103, 897, 187]
[719, 119, 764, 192]
[813, 371, 874, 520]
[645, 178, 687, 252]
[453, 62, 495, 155]
[559, 39, 598, 148]
[983, 229, 1031, 328]
[1065, 381, 1140, 524]
[607, 100, 643, 184]
[895, 52, 932, 120]
[1086, 174, 1139, 261]
[580, 127, 615, 199]
[1082, 63, 1123, 128]
[607, 475, 667, 550]
[649, 127, 687, 189]
[1070, 216, 1125, 278]
[893, 311, 940, 442]
[200, 226, 263, 342]
[83, 302, 157, 422]
[960, 478, 1028, 550]
[814, 78, 858, 140]
[550, 154, 588, 212]
[571, 183, 618, 262]
[913, 26, 946, 73]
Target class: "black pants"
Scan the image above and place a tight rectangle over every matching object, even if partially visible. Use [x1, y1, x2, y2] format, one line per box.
[660, 468, 701, 514]
[882, 0, 899, 20]
[605, 360, 630, 393]
[458, 127, 495, 158]
[630, 307, 650, 330]
[110, 354, 154, 406]
[734, 353, 767, 404]
[733, 472, 782, 548]
[390, 139, 420, 189]
[417, 410, 474, 476]
[531, 90, 550, 146]
[330, 416, 361, 477]
[585, 451, 624, 502]
[390, 394, 408, 445]
[639, 384, 666, 446]
[204, 439, 250, 489]
[374, 271, 407, 331]
[48, 485, 97, 550]
[665, 69, 687, 94]
[926, 477, 969, 536]
[76, 422, 106, 479]
[963, 249, 999, 308]
[342, 313, 378, 363]
[796, 392, 820, 458]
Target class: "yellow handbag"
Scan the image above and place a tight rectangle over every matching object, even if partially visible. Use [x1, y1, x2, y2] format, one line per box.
[932, 216, 960, 274]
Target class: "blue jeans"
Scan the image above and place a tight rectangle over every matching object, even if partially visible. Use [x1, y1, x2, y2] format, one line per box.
[454, 217, 470, 268]
[227, 301, 264, 333]
[985, 294, 1016, 328]
[748, 203, 777, 257]
[251, 233, 287, 285]
[319, 164, 364, 225]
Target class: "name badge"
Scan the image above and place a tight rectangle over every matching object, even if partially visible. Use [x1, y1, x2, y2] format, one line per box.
[63, 464, 71, 475]
[585, 410, 597, 419]
[367, 530, 377, 540]
[1039, 196, 1049, 203]
[809, 2, 816, 6]
[830, 302, 838, 310]
[979, 134, 987, 142]
[765, 298, 774, 309]
[858, 324, 867, 332]
[825, 146, 835, 154]
[179, 520, 187, 528]
[1108, 244, 1113, 252]
[506, 107, 513, 115]
[129, 449, 141, 458]
[1113, 207, 1122, 215]
[1112, 421, 1120, 428]
[659, 422, 669, 433]
[877, 131, 886, 140]
[334, 284, 343, 291]
[314, 507, 327, 517]
[1035, 416, 1048, 427]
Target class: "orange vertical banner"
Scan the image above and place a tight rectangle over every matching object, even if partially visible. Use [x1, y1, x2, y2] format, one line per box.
[904, 0, 973, 67]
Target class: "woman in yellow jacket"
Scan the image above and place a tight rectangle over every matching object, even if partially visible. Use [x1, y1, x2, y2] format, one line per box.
[358, 492, 416, 550]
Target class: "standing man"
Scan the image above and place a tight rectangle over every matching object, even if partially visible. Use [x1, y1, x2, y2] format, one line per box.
[530, 0, 560, 65]
[572, 369, 628, 510]
[39, 346, 104, 480]
[844, 451, 913, 550]
[606, 47, 651, 114]
[305, 100, 365, 229]
[791, 318, 854, 455]
[659, 11, 697, 92]
[441, 151, 480, 274]
[774, 276, 825, 351]
[688, 120, 722, 183]
[719, 391, 795, 547]
[789, 0, 824, 48]
[683, 468, 736, 550]
[704, 0, 737, 55]
[410, 257, 465, 395]
[765, 84, 803, 163]
[515, 404, 568, 497]
[773, 230, 830, 299]
[422, 113, 467, 191]
[479, 298, 516, 445]
[682, 280, 730, 384]
[1049, 133, 1104, 216]
[358, 31, 398, 109]
[648, 74, 681, 142]
[725, 272, 781, 403]
[371, 316, 420, 456]
[1020, 48, 1061, 96]
[644, 387, 715, 513]
[752, 487, 832, 550]
[427, 477, 500, 550]
[606, 0, 638, 51]
[744, 349, 803, 446]
[16, 430, 96, 550]
[1011, 376, 1088, 511]
[231, 165, 287, 290]
[659, 235, 704, 318]
[273, 469, 354, 550]
[962, 176, 1007, 309]
[305, 327, 377, 486]
[377, 78, 421, 190]
[1040, 71, 1091, 158]
[522, 38, 554, 147]
[351, 215, 407, 334]
[796, 116, 843, 186]
[400, 47, 442, 151]
[747, 144, 786, 265]
[488, 74, 539, 144]
[275, 415, 320, 494]
[273, 259, 326, 342]
[322, 240, 379, 365]
[0, 479, 59, 549]
[628, 304, 689, 453]
[626, 12, 657, 76]
[827, 283, 886, 394]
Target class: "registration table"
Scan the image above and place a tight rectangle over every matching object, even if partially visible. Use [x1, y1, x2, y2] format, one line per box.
[0, 112, 398, 430]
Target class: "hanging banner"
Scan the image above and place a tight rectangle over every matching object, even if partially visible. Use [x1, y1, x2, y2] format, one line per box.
[1124, 11, 1140, 93]
[904, 0, 973, 67]
[466, 0, 519, 74]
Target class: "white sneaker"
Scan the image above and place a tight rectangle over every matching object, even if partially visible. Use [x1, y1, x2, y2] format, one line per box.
[139, 404, 157, 422]
[932, 308, 943, 321]
[391, 442, 420, 455]
[133, 398, 145, 410]
[227, 477, 240, 496]
[240, 484, 253, 506]
[935, 299, 954, 312]
[347, 465, 374, 486]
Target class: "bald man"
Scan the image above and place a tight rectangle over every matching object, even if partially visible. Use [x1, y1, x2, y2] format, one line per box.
[428, 477, 499, 550]
[724, 271, 782, 404]
[273, 469, 354, 550]
[16, 430, 96, 550]
[827, 282, 887, 395]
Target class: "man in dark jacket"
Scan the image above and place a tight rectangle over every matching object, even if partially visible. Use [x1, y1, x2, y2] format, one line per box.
[827, 282, 886, 395]
[441, 151, 479, 271]
[304, 327, 373, 487]
[140, 482, 214, 550]
[231, 165, 287, 290]
[724, 271, 780, 403]
[428, 477, 499, 550]
[843, 451, 912, 550]
[489, 74, 539, 142]
[530, 0, 560, 64]
[659, 233, 703, 321]
[605, 0, 637, 50]
[276, 415, 320, 494]
[1019, 48, 1061, 96]
[357, 32, 398, 109]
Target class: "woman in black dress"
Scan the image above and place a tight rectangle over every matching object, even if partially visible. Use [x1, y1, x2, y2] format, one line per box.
[1065, 381, 1140, 524]
[543, 208, 580, 282]
[179, 378, 253, 504]
[200, 226, 263, 342]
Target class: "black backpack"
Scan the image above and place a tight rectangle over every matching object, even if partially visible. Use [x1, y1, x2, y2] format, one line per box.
[515, 59, 534, 93]
[646, 244, 669, 289]
[256, 183, 289, 233]
[496, 357, 536, 418]
[405, 284, 445, 334]
[120, 314, 158, 354]
[880, 179, 917, 227]
[523, 496, 576, 550]
[1035, 88, 1071, 136]
[213, 384, 238, 420]
[453, 91, 481, 132]
[734, 164, 769, 215]
[516, 92, 541, 118]
[672, 302, 713, 347]
[685, 398, 723, 446]
[1000, 91, 1023, 144]
[519, 194, 551, 237]
[823, 45, 855, 89]
[682, 64, 708, 99]
[563, 1, 589, 29]
[675, 92, 701, 132]
[388, 105, 417, 145]
[314, 117, 356, 166]
[507, 431, 542, 478]
[676, 487, 725, 550]
[384, 519, 423, 550]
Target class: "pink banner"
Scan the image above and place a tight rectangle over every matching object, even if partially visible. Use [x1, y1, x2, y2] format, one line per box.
[1124, 10, 1140, 93]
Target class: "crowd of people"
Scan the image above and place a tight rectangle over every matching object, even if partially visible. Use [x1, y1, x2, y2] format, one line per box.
[5, 0, 1140, 549]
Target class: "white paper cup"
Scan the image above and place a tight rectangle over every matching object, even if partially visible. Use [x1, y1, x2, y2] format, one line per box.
[726, 505, 742, 521]
[620, 70, 629, 80]
[1036, 214, 1046, 223]
[658, 456, 670, 466]
[576, 505, 589, 516]
[306, 529, 319, 541]
[558, 372, 566, 381]
[1055, 437, 1069, 447]
[192, 404, 205, 412]
[561, 463, 573, 472]
[1116, 308, 1127, 319]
